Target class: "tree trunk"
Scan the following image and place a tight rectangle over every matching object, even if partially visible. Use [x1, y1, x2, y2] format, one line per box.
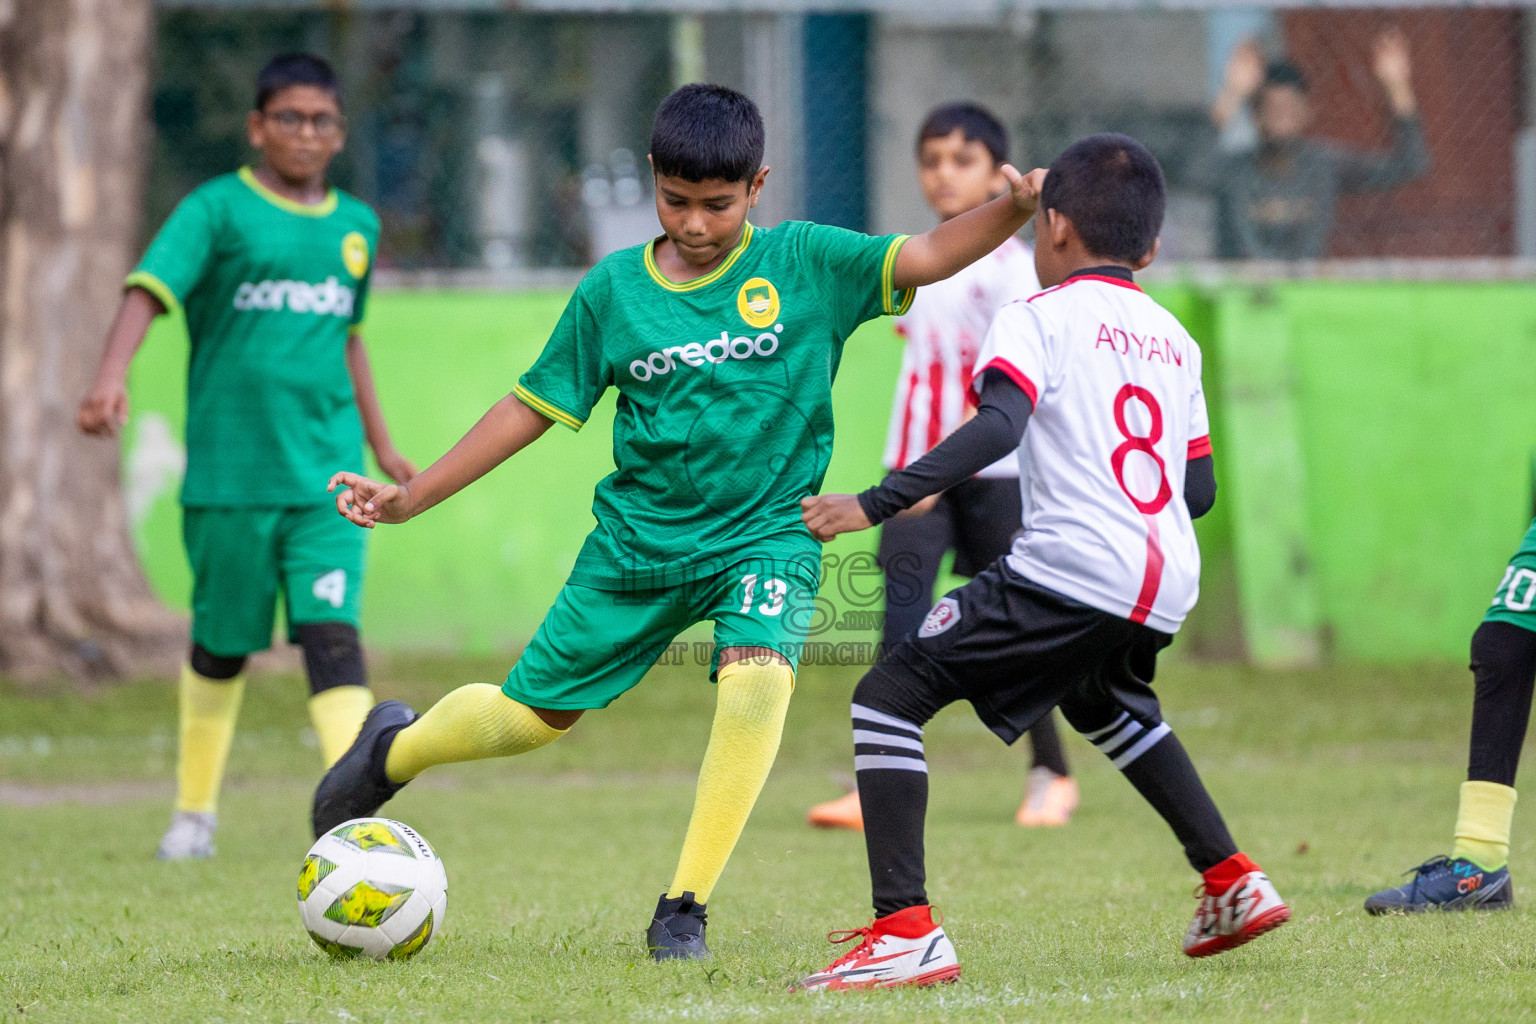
[0, 0, 181, 681]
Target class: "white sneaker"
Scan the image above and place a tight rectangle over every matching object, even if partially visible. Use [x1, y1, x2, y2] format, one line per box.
[156, 811, 216, 860]
[1015, 767, 1079, 827]
[1182, 856, 1290, 957]
[794, 905, 960, 991]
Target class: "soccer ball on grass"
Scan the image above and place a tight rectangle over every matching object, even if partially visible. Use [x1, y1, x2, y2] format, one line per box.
[297, 817, 448, 960]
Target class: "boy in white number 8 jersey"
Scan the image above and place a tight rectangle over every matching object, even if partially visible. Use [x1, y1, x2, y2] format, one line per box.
[795, 134, 1289, 991]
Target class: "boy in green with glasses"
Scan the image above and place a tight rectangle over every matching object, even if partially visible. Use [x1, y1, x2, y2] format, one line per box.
[78, 53, 415, 860]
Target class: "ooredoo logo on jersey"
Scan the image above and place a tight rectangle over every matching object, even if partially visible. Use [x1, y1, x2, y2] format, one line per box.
[629, 324, 783, 382]
[232, 276, 355, 317]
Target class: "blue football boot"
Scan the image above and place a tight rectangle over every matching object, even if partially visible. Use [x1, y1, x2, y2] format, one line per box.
[1364, 855, 1513, 914]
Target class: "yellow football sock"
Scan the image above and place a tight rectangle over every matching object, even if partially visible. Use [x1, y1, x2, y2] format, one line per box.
[667, 657, 794, 904]
[174, 664, 245, 814]
[1451, 780, 1517, 870]
[384, 683, 566, 783]
[308, 685, 375, 767]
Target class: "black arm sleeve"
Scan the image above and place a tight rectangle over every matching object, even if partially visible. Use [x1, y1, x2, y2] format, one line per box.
[857, 369, 1033, 525]
[1185, 454, 1217, 519]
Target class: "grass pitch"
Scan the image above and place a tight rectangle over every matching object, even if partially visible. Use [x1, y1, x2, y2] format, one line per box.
[4, 654, 1535, 1023]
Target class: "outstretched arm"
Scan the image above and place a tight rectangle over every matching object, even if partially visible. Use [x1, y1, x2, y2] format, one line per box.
[1338, 29, 1428, 192]
[891, 167, 1046, 291]
[801, 370, 1033, 541]
[345, 331, 417, 484]
[77, 286, 164, 437]
[331, 393, 554, 527]
[1210, 38, 1265, 132]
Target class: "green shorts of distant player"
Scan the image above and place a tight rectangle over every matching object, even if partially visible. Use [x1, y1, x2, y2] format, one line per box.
[504, 556, 821, 710]
[1484, 516, 1536, 634]
[183, 504, 366, 656]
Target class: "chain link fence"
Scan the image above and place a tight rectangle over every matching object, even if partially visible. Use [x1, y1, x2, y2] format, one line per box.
[148, 4, 1536, 272]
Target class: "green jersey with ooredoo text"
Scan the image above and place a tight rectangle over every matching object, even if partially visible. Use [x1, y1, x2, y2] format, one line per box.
[516, 219, 913, 591]
[128, 167, 379, 507]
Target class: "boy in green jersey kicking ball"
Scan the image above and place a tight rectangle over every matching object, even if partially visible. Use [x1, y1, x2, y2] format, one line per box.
[313, 83, 1043, 961]
[78, 54, 416, 860]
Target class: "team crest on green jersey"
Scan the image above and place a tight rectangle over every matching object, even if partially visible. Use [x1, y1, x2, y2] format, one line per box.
[737, 277, 780, 329]
[342, 231, 370, 279]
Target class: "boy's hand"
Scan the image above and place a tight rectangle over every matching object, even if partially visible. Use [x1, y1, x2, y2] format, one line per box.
[1223, 38, 1266, 102]
[329, 471, 413, 528]
[1002, 164, 1048, 221]
[1372, 28, 1416, 115]
[77, 378, 129, 437]
[374, 448, 419, 485]
[801, 493, 873, 542]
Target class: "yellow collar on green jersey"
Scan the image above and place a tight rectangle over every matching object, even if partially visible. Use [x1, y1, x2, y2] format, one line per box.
[238, 166, 339, 218]
[643, 223, 754, 292]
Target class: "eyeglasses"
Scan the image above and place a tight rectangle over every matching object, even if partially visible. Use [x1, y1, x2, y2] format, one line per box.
[264, 110, 346, 137]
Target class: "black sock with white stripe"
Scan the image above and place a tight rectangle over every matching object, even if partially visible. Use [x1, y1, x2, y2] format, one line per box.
[1080, 712, 1237, 872]
[852, 701, 934, 917]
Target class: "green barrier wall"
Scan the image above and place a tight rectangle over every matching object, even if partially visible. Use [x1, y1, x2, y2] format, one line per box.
[1213, 281, 1536, 663]
[127, 291, 903, 657]
[125, 282, 1536, 664]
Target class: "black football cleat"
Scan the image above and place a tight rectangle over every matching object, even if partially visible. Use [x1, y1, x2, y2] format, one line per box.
[311, 700, 418, 838]
[646, 891, 710, 961]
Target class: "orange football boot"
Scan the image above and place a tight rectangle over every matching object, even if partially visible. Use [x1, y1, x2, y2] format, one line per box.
[807, 789, 864, 831]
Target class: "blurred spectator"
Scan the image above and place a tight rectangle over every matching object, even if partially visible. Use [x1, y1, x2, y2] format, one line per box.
[1203, 30, 1429, 259]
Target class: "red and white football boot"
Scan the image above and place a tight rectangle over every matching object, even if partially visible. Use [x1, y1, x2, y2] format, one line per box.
[1182, 853, 1291, 957]
[793, 905, 960, 991]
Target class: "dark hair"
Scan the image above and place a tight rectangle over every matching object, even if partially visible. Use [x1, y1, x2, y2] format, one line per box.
[1039, 133, 1165, 263]
[1262, 60, 1309, 94]
[916, 103, 1008, 164]
[650, 84, 765, 183]
[255, 53, 341, 111]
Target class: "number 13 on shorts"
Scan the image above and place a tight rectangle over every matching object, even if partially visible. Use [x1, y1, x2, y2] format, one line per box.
[739, 573, 787, 617]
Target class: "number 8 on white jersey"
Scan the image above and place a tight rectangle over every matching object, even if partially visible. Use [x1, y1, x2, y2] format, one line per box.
[974, 273, 1211, 634]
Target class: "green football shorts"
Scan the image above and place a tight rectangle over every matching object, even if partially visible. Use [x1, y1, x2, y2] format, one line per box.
[1485, 517, 1536, 634]
[183, 504, 367, 656]
[503, 556, 821, 710]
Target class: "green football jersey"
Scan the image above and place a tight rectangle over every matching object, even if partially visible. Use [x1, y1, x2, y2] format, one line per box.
[127, 167, 380, 506]
[516, 219, 913, 590]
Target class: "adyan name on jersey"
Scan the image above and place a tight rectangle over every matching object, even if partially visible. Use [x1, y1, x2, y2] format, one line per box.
[1095, 323, 1185, 366]
[231, 276, 356, 318]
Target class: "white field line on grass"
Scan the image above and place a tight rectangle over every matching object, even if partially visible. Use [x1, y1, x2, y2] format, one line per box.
[0, 780, 174, 806]
[0, 762, 701, 806]
[0, 727, 317, 759]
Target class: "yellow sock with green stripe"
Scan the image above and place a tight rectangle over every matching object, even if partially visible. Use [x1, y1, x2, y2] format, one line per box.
[174, 664, 245, 814]
[1451, 780, 1517, 871]
[308, 685, 375, 767]
[667, 657, 794, 904]
[384, 683, 566, 784]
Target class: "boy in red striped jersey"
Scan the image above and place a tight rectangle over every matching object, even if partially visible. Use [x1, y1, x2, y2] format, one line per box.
[807, 104, 1078, 833]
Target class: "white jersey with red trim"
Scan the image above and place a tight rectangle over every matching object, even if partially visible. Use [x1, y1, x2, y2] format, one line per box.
[974, 272, 1212, 633]
[884, 236, 1038, 479]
